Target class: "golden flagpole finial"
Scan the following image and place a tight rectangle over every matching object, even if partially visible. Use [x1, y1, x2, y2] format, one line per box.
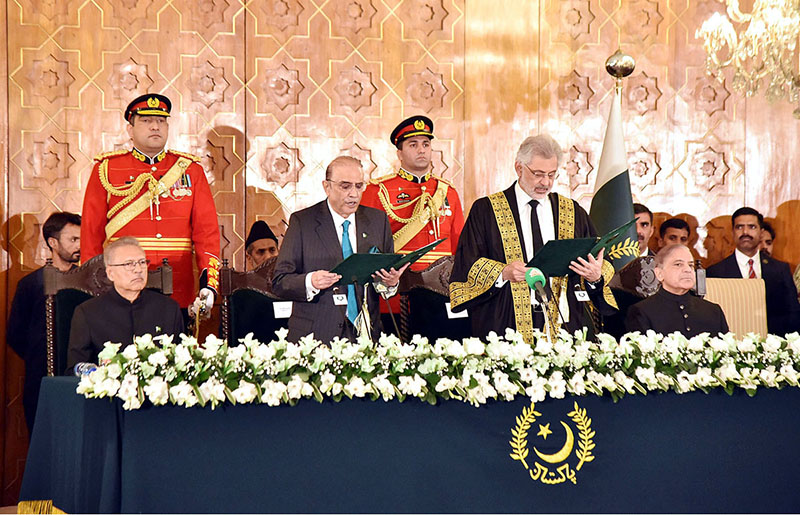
[605, 50, 635, 93]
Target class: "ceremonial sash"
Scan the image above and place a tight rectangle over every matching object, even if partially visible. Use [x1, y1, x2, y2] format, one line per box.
[487, 192, 536, 344]
[104, 157, 191, 239]
[385, 181, 449, 251]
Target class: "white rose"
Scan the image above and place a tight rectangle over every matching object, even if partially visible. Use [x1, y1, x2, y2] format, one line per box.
[226, 345, 247, 363]
[463, 338, 486, 356]
[232, 381, 257, 404]
[635, 367, 658, 389]
[174, 345, 193, 369]
[780, 364, 799, 385]
[547, 371, 567, 399]
[105, 363, 123, 379]
[760, 366, 778, 387]
[785, 333, 800, 355]
[434, 375, 458, 393]
[371, 374, 396, 401]
[97, 342, 122, 362]
[319, 371, 337, 394]
[286, 376, 313, 400]
[676, 371, 694, 393]
[122, 396, 142, 410]
[202, 338, 222, 360]
[737, 337, 757, 353]
[524, 376, 547, 403]
[148, 351, 168, 368]
[344, 377, 370, 398]
[122, 344, 139, 361]
[398, 374, 426, 396]
[198, 377, 226, 405]
[118, 373, 140, 401]
[715, 362, 740, 382]
[144, 376, 169, 405]
[534, 337, 553, 355]
[695, 367, 715, 388]
[567, 370, 587, 395]
[259, 380, 286, 406]
[169, 381, 198, 407]
[492, 371, 519, 401]
[763, 335, 783, 354]
[444, 340, 466, 359]
[687, 335, 706, 352]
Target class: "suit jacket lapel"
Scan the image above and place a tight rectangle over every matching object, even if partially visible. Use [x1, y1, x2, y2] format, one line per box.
[355, 207, 372, 254]
[314, 201, 343, 263]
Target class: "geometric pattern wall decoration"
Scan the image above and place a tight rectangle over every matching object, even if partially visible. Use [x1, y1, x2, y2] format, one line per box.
[3, 0, 800, 506]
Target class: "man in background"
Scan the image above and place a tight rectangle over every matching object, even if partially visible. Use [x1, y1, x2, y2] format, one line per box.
[245, 220, 279, 270]
[657, 217, 690, 250]
[707, 207, 800, 335]
[633, 203, 655, 257]
[7, 212, 81, 435]
[760, 221, 775, 256]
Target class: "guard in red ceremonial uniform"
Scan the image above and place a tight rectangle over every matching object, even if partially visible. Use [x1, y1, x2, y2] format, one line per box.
[80, 94, 221, 317]
[360, 116, 465, 331]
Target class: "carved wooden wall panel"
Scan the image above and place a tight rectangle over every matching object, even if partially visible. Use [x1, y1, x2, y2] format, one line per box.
[2, 0, 800, 504]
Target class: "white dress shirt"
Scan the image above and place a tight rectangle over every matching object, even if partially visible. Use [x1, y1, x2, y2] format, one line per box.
[735, 248, 762, 279]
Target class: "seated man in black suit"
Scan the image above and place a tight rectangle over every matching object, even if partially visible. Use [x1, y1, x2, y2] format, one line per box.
[706, 207, 800, 335]
[272, 156, 407, 343]
[66, 237, 185, 373]
[626, 244, 728, 337]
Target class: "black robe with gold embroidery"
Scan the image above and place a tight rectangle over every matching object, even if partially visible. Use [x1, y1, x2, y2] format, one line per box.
[449, 184, 617, 341]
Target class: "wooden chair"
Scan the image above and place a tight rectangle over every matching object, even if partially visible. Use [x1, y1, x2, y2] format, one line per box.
[397, 255, 472, 342]
[704, 278, 768, 337]
[43, 255, 173, 376]
[219, 257, 289, 345]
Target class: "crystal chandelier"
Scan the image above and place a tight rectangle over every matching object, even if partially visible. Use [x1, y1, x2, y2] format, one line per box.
[696, 0, 800, 117]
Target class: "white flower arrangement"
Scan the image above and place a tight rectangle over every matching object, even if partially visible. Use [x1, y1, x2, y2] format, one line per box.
[76, 327, 800, 410]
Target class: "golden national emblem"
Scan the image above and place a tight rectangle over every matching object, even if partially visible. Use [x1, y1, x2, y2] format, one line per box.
[509, 401, 595, 485]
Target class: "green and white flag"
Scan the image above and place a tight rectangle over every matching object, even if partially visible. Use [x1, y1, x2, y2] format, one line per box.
[589, 87, 639, 270]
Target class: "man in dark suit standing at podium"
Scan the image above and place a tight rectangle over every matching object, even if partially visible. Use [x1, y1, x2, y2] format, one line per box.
[706, 207, 800, 335]
[273, 156, 407, 343]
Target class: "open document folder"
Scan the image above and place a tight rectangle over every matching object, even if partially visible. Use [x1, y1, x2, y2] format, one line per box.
[526, 219, 636, 277]
[330, 238, 447, 285]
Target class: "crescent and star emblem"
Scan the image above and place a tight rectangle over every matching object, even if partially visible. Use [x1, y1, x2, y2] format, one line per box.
[509, 402, 595, 485]
[147, 97, 160, 108]
[533, 421, 575, 464]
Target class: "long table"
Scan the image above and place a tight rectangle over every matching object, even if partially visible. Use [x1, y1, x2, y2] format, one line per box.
[19, 377, 800, 513]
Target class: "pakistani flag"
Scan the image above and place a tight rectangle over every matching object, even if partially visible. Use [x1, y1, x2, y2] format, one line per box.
[589, 87, 639, 271]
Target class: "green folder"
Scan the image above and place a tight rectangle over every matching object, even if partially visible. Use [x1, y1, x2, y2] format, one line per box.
[526, 219, 636, 277]
[331, 238, 447, 285]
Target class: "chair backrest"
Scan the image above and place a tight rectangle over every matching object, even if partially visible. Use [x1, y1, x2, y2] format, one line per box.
[608, 256, 659, 298]
[44, 255, 173, 376]
[704, 278, 768, 338]
[219, 256, 288, 344]
[397, 256, 472, 341]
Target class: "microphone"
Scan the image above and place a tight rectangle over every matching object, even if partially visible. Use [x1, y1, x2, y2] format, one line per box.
[525, 267, 549, 303]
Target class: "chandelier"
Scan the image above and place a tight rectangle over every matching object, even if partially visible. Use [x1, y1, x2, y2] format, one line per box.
[696, 0, 800, 116]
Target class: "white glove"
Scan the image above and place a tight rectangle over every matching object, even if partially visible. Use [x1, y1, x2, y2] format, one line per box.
[188, 287, 215, 320]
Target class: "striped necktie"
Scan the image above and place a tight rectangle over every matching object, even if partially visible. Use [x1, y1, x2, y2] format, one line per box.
[747, 258, 756, 279]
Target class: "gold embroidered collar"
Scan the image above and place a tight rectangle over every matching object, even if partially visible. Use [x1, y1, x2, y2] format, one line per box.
[132, 147, 167, 164]
[397, 168, 431, 183]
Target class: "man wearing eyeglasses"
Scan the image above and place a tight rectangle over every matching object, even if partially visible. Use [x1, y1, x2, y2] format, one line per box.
[449, 134, 617, 343]
[66, 237, 184, 372]
[273, 156, 408, 343]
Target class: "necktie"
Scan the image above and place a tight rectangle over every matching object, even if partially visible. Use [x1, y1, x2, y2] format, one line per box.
[747, 258, 756, 279]
[341, 220, 358, 324]
[528, 199, 544, 258]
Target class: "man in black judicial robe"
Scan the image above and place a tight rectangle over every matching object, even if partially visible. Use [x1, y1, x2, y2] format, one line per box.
[449, 135, 617, 342]
[8, 212, 81, 434]
[66, 237, 184, 372]
[626, 245, 728, 337]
